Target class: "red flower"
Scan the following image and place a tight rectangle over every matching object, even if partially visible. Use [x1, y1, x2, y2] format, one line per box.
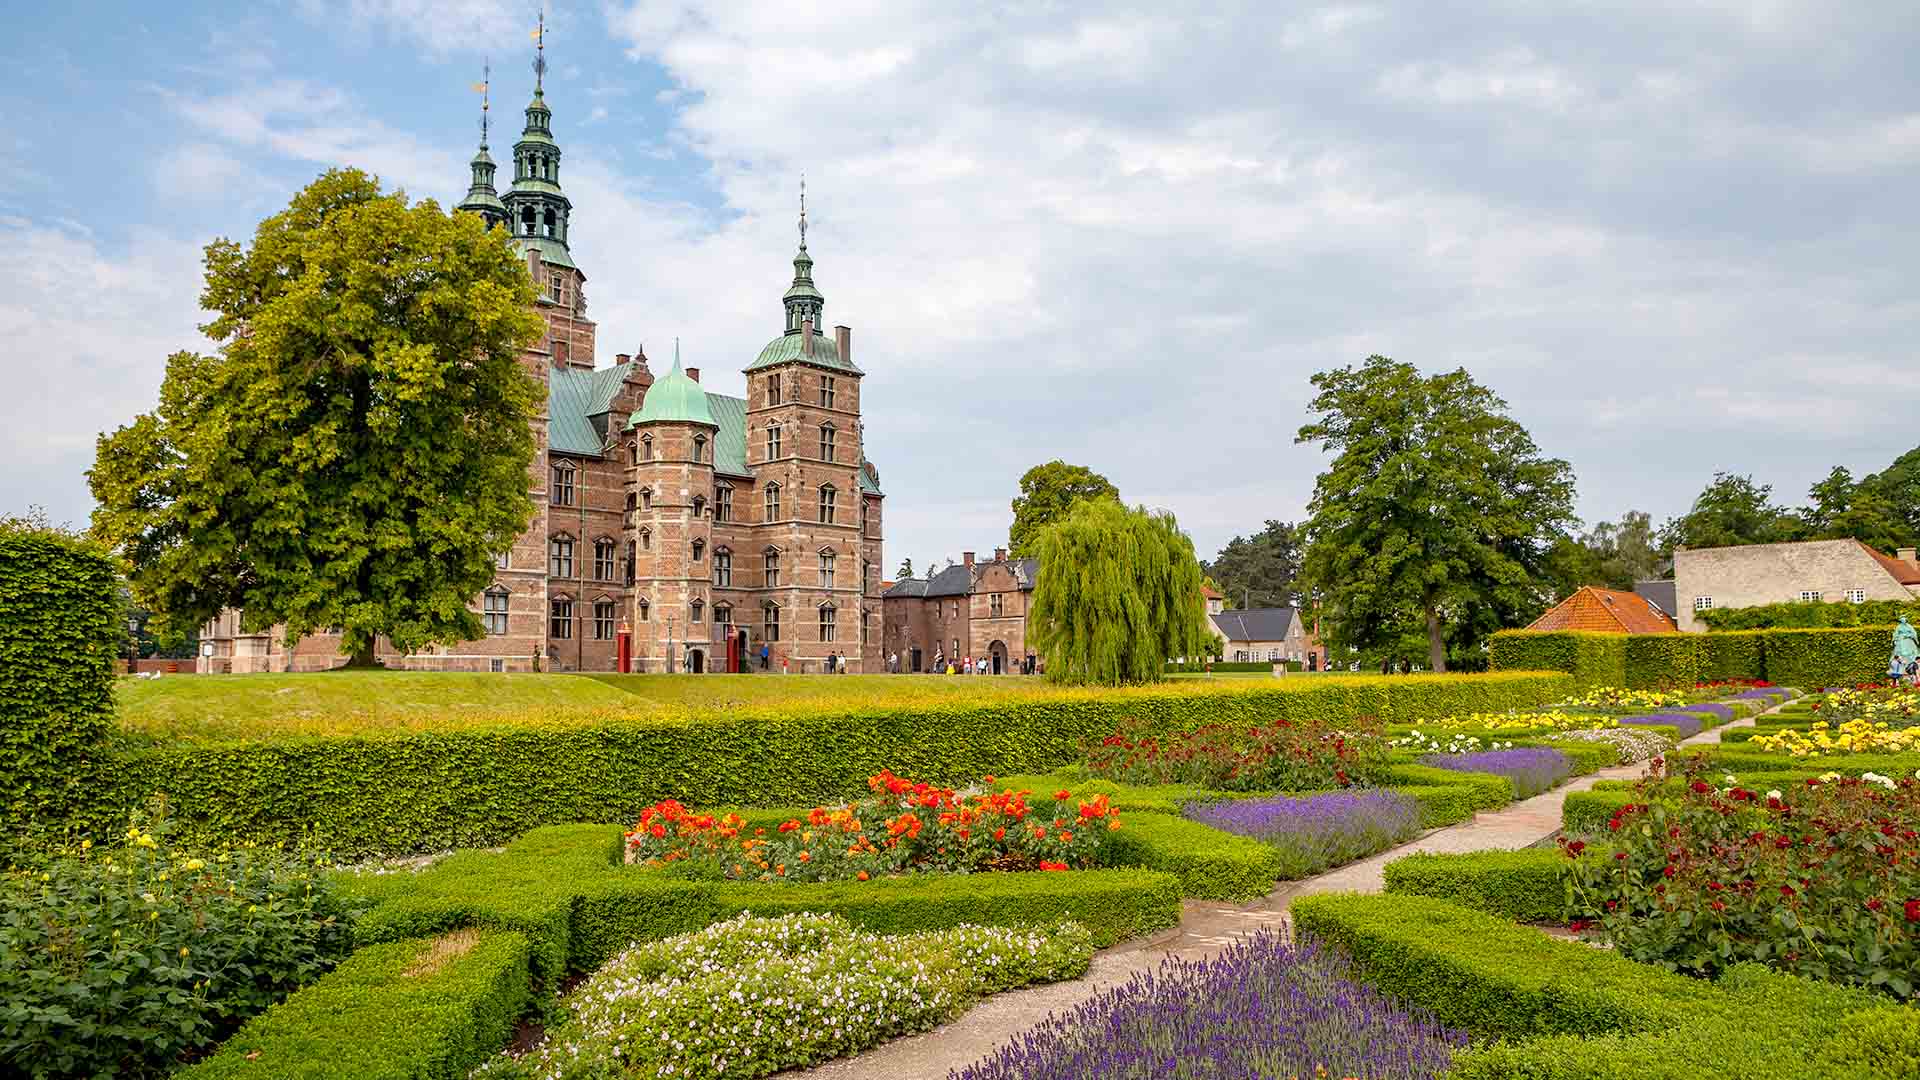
[993, 827, 1007, 842]
[1568, 920, 1590, 933]
[1867, 898, 1883, 912]
[649, 823, 667, 839]
[1711, 900, 1726, 912]
[1614, 852, 1628, 861]
[1038, 861, 1069, 871]
[1609, 818, 1623, 832]
[1780, 885, 1795, 897]
[1906, 899, 1920, 922]
[1054, 790, 1072, 801]
[1566, 840, 1586, 855]
[983, 774, 996, 783]
[779, 820, 801, 833]
[857, 870, 870, 881]
[1663, 865, 1677, 878]
[1691, 781, 1711, 794]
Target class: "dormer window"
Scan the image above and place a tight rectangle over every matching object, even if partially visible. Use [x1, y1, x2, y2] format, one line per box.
[692, 539, 706, 562]
[551, 462, 576, 506]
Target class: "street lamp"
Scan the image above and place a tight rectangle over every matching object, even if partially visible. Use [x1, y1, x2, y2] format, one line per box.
[126, 617, 140, 675]
[667, 615, 677, 674]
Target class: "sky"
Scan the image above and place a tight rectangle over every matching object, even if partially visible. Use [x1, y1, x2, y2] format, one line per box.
[5, 1, 1919, 574]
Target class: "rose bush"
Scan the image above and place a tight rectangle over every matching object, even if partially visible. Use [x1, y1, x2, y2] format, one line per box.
[624, 771, 1120, 882]
[1565, 758, 1919, 1000]
[1081, 715, 1387, 791]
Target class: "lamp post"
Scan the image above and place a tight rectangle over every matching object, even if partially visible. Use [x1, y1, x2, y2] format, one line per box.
[667, 615, 677, 674]
[126, 617, 140, 675]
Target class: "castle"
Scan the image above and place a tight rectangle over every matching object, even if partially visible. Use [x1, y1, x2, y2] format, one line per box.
[198, 49, 884, 675]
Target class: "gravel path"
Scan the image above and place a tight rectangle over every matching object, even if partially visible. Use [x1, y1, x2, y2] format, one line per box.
[783, 695, 1784, 1080]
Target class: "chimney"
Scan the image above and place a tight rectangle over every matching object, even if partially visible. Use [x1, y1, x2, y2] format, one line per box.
[685, 367, 700, 383]
[994, 547, 1007, 562]
[526, 246, 543, 282]
[1901, 547, 1917, 563]
[835, 325, 851, 365]
[963, 551, 975, 569]
[615, 353, 631, 365]
[802, 317, 815, 356]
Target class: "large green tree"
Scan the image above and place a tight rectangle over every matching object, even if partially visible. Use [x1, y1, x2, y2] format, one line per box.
[1008, 460, 1120, 557]
[1803, 465, 1907, 550]
[1659, 472, 1803, 551]
[1203, 520, 1302, 609]
[1028, 499, 1214, 685]
[1860, 447, 1920, 540]
[90, 169, 545, 667]
[1295, 356, 1576, 672]
[1545, 510, 1667, 594]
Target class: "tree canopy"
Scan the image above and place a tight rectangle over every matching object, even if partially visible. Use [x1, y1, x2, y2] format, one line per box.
[1545, 510, 1665, 593]
[1295, 356, 1576, 672]
[1008, 460, 1120, 557]
[1203, 520, 1302, 609]
[1658, 472, 1804, 551]
[89, 168, 546, 665]
[1027, 499, 1214, 685]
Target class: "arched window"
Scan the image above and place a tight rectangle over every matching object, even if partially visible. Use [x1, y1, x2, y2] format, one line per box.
[638, 597, 651, 621]
[819, 549, 836, 588]
[690, 599, 704, 624]
[764, 548, 782, 588]
[764, 482, 781, 522]
[483, 587, 510, 635]
[819, 604, 838, 643]
[692, 435, 707, 464]
[763, 602, 781, 642]
[819, 423, 836, 462]
[714, 484, 733, 523]
[640, 487, 653, 510]
[765, 424, 782, 461]
[640, 435, 653, 462]
[692, 495, 707, 519]
[713, 548, 732, 587]
[549, 535, 575, 578]
[594, 538, 616, 580]
[692, 538, 705, 562]
[818, 484, 837, 524]
[551, 462, 576, 507]
[639, 527, 652, 552]
[624, 491, 637, 526]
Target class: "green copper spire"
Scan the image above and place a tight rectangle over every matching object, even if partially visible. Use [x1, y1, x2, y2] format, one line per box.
[456, 63, 507, 228]
[502, 10, 574, 267]
[631, 341, 717, 427]
[782, 176, 824, 333]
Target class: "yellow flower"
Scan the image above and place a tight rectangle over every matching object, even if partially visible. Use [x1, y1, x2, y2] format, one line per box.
[183, 859, 205, 871]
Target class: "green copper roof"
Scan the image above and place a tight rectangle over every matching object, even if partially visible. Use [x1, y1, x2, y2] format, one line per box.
[548, 365, 611, 455]
[705, 392, 750, 477]
[631, 352, 717, 427]
[744, 331, 862, 375]
[515, 235, 575, 270]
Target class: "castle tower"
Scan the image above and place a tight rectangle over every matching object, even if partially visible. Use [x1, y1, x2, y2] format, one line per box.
[627, 345, 721, 672]
[455, 65, 507, 230]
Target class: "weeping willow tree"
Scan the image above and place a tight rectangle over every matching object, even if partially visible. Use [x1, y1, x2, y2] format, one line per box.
[1029, 499, 1214, 685]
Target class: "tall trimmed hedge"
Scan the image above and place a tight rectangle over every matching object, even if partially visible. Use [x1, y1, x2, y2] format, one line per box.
[0, 519, 122, 837]
[82, 673, 1574, 856]
[1492, 626, 1895, 689]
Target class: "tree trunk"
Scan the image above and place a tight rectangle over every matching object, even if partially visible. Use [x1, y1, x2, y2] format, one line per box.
[1425, 604, 1447, 673]
[342, 641, 378, 669]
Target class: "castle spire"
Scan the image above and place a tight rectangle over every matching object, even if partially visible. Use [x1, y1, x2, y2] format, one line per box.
[783, 176, 823, 333]
[456, 62, 506, 229]
[532, 9, 547, 94]
[501, 10, 575, 264]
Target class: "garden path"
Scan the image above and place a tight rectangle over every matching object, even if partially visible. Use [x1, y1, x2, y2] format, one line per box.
[784, 697, 1780, 1080]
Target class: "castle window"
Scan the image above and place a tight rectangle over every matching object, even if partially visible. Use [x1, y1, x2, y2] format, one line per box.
[692, 435, 706, 464]
[818, 485, 837, 525]
[765, 425, 782, 461]
[820, 376, 836, 409]
[625, 540, 636, 586]
[639, 527, 651, 552]
[550, 596, 574, 640]
[768, 373, 782, 406]
[483, 587, 510, 635]
[763, 602, 781, 642]
[714, 602, 733, 629]
[593, 599, 616, 640]
[714, 484, 733, 523]
[549, 536, 574, 578]
[638, 597, 650, 621]
[640, 435, 653, 462]
[861, 499, 869, 534]
[764, 548, 781, 588]
[819, 605, 838, 643]
[692, 495, 707, 519]
[691, 599, 704, 624]
[714, 548, 732, 587]
[692, 539, 705, 562]
[495, 551, 510, 569]
[594, 539, 616, 581]
[765, 483, 781, 522]
[551, 462, 576, 506]
[819, 423, 836, 462]
[863, 561, 873, 594]
[990, 593, 1004, 617]
[819, 550, 837, 588]
[640, 487, 653, 510]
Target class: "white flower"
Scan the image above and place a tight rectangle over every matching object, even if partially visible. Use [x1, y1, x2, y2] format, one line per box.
[1765, 790, 1782, 801]
[1861, 771, 1896, 790]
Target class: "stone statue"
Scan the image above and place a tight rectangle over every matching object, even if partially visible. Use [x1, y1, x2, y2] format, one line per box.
[1893, 616, 1920, 676]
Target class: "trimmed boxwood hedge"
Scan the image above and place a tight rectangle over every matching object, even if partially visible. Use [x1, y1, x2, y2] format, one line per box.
[1097, 810, 1287, 900]
[175, 930, 534, 1080]
[1381, 849, 1572, 923]
[1493, 626, 1895, 691]
[1488, 631, 1626, 688]
[83, 673, 1573, 856]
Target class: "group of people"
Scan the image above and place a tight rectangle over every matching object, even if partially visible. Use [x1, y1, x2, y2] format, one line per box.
[747, 644, 1037, 675]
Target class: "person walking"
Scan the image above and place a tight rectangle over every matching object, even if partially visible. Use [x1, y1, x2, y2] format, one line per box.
[825, 650, 837, 675]
[760, 643, 770, 672]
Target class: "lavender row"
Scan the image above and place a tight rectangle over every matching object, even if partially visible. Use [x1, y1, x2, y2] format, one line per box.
[1418, 747, 1572, 799]
[950, 928, 1464, 1080]
[1183, 791, 1422, 878]
[1619, 711, 1704, 739]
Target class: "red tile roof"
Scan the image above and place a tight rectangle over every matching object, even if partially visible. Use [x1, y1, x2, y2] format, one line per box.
[1527, 586, 1678, 634]
[1201, 584, 1224, 599]
[1859, 542, 1920, 585]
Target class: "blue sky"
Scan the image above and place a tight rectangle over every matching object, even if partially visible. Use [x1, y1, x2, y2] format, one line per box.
[6, 2, 1920, 573]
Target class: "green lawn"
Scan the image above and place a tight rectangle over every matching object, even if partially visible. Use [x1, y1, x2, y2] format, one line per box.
[582, 672, 1054, 711]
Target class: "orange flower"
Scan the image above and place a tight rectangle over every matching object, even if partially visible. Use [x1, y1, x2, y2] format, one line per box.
[857, 870, 870, 881]
[1107, 819, 1122, 831]
[1059, 831, 1073, 842]
[993, 827, 1007, 842]
[1054, 790, 1071, 801]
[983, 774, 997, 783]
[779, 820, 801, 833]
[798, 851, 811, 862]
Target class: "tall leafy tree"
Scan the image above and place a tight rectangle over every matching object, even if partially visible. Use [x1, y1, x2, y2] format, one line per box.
[1860, 447, 1920, 541]
[1203, 520, 1302, 609]
[1659, 473, 1803, 551]
[1028, 499, 1213, 685]
[1008, 460, 1120, 557]
[1546, 510, 1668, 594]
[90, 169, 545, 667]
[1804, 465, 1907, 551]
[1295, 356, 1576, 672]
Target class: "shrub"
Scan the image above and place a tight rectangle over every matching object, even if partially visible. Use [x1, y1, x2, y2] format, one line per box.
[1552, 686, 1690, 713]
[623, 772, 1121, 881]
[1418, 709, 1618, 731]
[1567, 762, 1920, 999]
[92, 673, 1573, 856]
[477, 913, 1091, 1080]
[949, 926, 1465, 1080]
[1094, 811, 1286, 900]
[1376, 763, 1515, 810]
[174, 929, 532, 1080]
[1699, 597, 1920, 631]
[1489, 631, 1626, 688]
[1184, 791, 1421, 878]
[1382, 849, 1571, 923]
[0, 515, 122, 840]
[0, 816, 360, 1079]
[1750, 719, 1920, 756]
[1494, 627, 1891, 691]
[1620, 711, 1704, 739]
[1083, 715, 1388, 791]
[1418, 747, 1572, 798]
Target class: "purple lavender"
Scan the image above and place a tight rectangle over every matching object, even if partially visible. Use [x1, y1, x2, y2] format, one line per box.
[1686, 702, 1735, 722]
[1418, 747, 1571, 798]
[1620, 712, 1704, 739]
[1185, 791, 1422, 878]
[950, 928, 1463, 1080]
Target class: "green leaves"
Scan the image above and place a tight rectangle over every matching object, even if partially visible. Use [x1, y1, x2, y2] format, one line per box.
[90, 168, 544, 661]
[1007, 460, 1119, 559]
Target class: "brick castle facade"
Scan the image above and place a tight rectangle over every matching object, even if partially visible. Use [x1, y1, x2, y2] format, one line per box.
[199, 60, 884, 675]
[882, 549, 1038, 674]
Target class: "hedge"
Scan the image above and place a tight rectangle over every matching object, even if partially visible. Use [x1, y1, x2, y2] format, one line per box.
[1096, 810, 1287, 900]
[175, 930, 533, 1080]
[1164, 661, 1271, 673]
[0, 519, 122, 839]
[341, 825, 1184, 982]
[81, 672, 1574, 856]
[1492, 627, 1897, 690]
[1376, 762, 1515, 810]
[1381, 849, 1572, 923]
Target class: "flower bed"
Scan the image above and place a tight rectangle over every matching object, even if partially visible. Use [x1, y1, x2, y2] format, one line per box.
[1083, 715, 1387, 790]
[1750, 719, 1920, 756]
[624, 772, 1120, 881]
[1619, 711, 1704, 739]
[1552, 686, 1687, 713]
[1418, 748, 1572, 798]
[1183, 791, 1423, 878]
[1544, 726, 1673, 765]
[949, 926, 1465, 1080]
[479, 912, 1093, 1080]
[1810, 684, 1920, 727]
[1566, 759, 1920, 999]
[1390, 730, 1515, 754]
[1420, 710, 1618, 732]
